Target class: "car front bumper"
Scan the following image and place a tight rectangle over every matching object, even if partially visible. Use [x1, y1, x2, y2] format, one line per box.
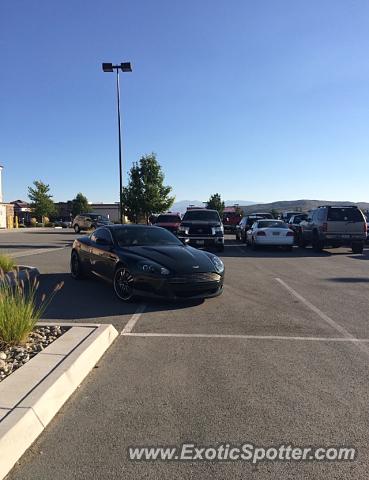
[133, 272, 224, 300]
[178, 236, 224, 248]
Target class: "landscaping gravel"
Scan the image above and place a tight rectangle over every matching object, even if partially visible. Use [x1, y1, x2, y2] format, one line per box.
[0, 325, 68, 382]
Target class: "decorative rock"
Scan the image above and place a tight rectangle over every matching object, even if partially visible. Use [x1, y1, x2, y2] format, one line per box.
[0, 325, 68, 382]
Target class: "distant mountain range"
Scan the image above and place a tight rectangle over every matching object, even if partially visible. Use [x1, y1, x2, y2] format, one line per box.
[172, 199, 369, 214]
[238, 199, 369, 214]
[172, 200, 256, 213]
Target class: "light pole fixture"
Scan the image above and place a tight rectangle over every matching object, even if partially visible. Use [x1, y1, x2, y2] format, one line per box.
[102, 61, 132, 223]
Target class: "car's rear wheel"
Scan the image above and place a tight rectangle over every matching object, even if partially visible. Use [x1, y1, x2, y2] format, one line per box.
[297, 231, 307, 248]
[114, 267, 135, 302]
[74, 224, 80, 233]
[352, 242, 364, 254]
[312, 233, 323, 252]
[70, 251, 84, 279]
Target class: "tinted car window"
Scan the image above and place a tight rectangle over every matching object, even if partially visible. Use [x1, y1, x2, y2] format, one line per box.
[89, 214, 109, 221]
[156, 215, 181, 223]
[91, 228, 112, 243]
[113, 226, 182, 247]
[182, 210, 220, 222]
[327, 208, 363, 222]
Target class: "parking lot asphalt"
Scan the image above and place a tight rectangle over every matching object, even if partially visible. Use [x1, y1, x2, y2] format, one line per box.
[3, 229, 369, 479]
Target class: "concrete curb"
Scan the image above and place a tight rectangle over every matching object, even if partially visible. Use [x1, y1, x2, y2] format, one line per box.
[2, 266, 40, 287]
[0, 323, 118, 479]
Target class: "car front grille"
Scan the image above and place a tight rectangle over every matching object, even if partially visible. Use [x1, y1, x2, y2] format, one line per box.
[188, 226, 213, 235]
[169, 272, 221, 284]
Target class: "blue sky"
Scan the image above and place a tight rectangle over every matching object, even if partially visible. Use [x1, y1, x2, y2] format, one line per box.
[1, 0, 369, 204]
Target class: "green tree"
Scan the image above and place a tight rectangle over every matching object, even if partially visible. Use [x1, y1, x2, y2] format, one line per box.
[206, 193, 225, 216]
[270, 209, 280, 219]
[27, 180, 56, 221]
[122, 153, 174, 223]
[72, 193, 91, 217]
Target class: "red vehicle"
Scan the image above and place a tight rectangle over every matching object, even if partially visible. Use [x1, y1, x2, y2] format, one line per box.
[222, 207, 242, 233]
[155, 212, 182, 235]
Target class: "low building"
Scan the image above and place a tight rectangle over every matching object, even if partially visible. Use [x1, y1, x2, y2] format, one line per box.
[10, 200, 32, 225]
[90, 203, 120, 222]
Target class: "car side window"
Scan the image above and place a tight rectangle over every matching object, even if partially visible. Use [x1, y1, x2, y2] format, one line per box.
[91, 228, 112, 244]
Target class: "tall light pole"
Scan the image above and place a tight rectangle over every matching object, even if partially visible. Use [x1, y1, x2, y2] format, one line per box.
[102, 62, 132, 223]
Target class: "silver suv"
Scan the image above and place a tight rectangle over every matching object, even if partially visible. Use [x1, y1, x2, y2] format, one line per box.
[72, 213, 113, 233]
[297, 206, 367, 253]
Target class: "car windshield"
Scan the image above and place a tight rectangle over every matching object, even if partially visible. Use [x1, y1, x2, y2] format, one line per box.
[258, 221, 288, 229]
[156, 215, 181, 223]
[112, 226, 183, 247]
[182, 210, 220, 222]
[327, 208, 363, 222]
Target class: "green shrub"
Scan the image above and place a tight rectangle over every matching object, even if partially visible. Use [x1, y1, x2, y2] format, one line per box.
[45, 222, 54, 227]
[0, 274, 63, 345]
[0, 254, 15, 273]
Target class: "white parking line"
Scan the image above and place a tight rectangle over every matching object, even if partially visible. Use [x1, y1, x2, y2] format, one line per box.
[120, 304, 146, 334]
[121, 332, 369, 342]
[275, 277, 369, 355]
[8, 247, 67, 258]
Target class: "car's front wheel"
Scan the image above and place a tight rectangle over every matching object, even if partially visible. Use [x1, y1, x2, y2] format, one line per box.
[114, 267, 135, 302]
[70, 251, 85, 279]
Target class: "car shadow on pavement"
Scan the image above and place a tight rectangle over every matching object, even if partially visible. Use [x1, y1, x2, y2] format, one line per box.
[0, 244, 73, 249]
[326, 277, 369, 283]
[218, 242, 369, 258]
[38, 273, 204, 321]
[25, 231, 78, 235]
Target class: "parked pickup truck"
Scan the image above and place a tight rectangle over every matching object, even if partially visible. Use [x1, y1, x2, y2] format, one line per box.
[178, 208, 224, 252]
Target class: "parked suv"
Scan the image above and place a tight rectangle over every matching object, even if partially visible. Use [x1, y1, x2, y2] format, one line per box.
[72, 213, 113, 233]
[178, 209, 224, 251]
[297, 206, 367, 253]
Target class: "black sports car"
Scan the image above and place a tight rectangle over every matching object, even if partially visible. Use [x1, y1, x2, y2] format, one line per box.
[70, 225, 224, 301]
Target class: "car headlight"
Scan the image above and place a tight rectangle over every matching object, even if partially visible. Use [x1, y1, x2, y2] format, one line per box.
[178, 225, 189, 234]
[141, 263, 170, 276]
[212, 226, 224, 235]
[210, 255, 224, 273]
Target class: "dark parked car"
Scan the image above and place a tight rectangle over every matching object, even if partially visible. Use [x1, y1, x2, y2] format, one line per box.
[54, 218, 72, 228]
[235, 213, 273, 242]
[288, 213, 308, 233]
[70, 225, 224, 301]
[155, 213, 182, 235]
[72, 213, 113, 233]
[297, 206, 367, 253]
[178, 209, 224, 252]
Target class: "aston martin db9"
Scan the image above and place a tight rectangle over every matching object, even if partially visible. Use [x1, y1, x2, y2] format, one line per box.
[70, 225, 224, 301]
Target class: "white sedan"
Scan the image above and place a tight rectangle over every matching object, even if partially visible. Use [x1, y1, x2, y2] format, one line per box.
[246, 220, 295, 250]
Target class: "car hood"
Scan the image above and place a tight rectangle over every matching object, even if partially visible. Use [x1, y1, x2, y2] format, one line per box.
[121, 245, 216, 273]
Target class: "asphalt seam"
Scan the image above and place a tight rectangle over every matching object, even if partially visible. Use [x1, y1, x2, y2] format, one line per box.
[275, 277, 369, 356]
